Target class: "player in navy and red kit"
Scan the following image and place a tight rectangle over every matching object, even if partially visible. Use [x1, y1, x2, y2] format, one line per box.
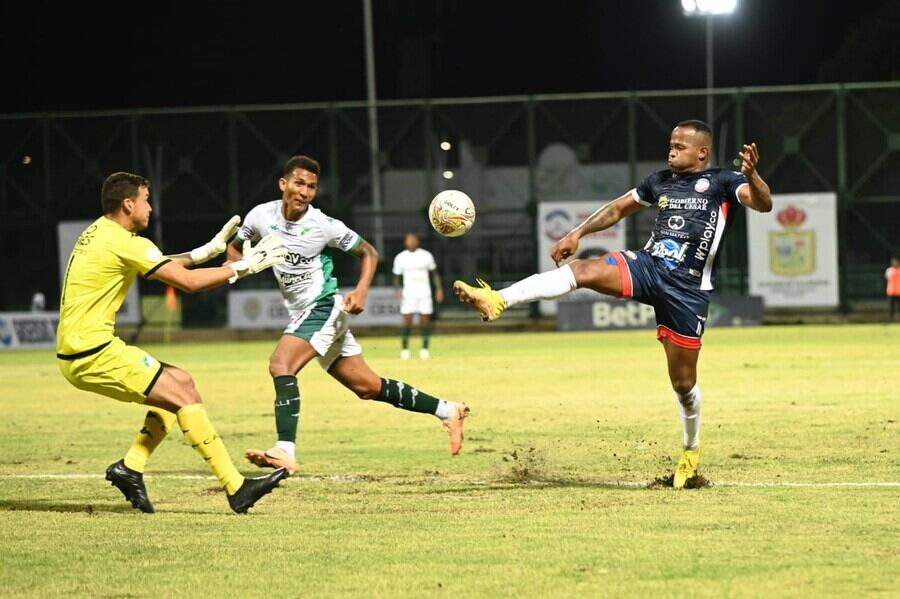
[454, 120, 772, 487]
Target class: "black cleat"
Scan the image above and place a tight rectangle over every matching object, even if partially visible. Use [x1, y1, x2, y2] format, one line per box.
[105, 459, 155, 513]
[227, 467, 289, 514]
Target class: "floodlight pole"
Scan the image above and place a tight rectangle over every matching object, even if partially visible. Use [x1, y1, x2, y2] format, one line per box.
[706, 15, 714, 131]
[363, 0, 385, 257]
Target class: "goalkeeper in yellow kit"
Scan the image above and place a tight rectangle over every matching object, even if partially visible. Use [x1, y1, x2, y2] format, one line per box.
[57, 171, 289, 513]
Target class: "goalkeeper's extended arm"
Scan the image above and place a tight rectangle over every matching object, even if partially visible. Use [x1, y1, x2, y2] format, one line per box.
[227, 235, 288, 283]
[149, 234, 286, 293]
[188, 215, 241, 265]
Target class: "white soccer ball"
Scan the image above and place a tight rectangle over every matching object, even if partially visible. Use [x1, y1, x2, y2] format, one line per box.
[428, 190, 476, 237]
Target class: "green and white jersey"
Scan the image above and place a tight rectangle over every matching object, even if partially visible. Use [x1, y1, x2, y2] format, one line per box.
[237, 200, 362, 313]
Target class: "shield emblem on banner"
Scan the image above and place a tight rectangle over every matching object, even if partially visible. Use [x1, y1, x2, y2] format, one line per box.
[768, 206, 816, 276]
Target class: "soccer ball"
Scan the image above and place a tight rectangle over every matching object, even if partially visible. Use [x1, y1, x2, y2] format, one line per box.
[428, 190, 476, 237]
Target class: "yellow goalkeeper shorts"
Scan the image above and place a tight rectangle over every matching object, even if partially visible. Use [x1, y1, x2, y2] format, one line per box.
[58, 336, 164, 404]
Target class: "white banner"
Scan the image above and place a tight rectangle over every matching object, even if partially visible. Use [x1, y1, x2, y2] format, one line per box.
[747, 193, 839, 308]
[228, 287, 403, 330]
[228, 290, 289, 329]
[57, 221, 141, 325]
[0, 311, 59, 350]
[537, 202, 627, 315]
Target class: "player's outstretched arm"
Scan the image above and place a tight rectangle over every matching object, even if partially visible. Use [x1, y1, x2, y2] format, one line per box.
[150, 234, 287, 293]
[343, 239, 379, 314]
[551, 193, 643, 266]
[165, 215, 242, 267]
[737, 143, 772, 213]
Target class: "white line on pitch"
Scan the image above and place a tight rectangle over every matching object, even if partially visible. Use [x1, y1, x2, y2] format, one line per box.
[1, 473, 899, 488]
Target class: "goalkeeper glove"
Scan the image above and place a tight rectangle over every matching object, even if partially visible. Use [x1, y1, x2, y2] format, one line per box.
[228, 234, 288, 283]
[189, 215, 241, 265]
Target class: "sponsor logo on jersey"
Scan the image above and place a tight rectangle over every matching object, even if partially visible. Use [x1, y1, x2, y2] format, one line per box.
[337, 232, 356, 251]
[693, 207, 719, 262]
[694, 178, 710, 193]
[281, 271, 312, 286]
[284, 252, 315, 266]
[146, 248, 162, 261]
[650, 239, 689, 270]
[661, 196, 709, 211]
[667, 215, 685, 230]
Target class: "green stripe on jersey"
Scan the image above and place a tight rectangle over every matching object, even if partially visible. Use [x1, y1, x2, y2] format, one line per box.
[313, 251, 339, 303]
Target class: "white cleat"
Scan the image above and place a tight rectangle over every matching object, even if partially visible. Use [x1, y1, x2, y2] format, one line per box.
[400, 349, 411, 360]
[419, 348, 430, 360]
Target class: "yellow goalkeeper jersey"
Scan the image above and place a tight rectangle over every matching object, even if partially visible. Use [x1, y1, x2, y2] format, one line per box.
[56, 216, 170, 357]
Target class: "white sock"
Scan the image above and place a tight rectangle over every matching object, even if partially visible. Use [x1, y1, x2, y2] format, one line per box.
[434, 400, 454, 420]
[275, 440, 296, 459]
[499, 264, 577, 308]
[675, 385, 701, 450]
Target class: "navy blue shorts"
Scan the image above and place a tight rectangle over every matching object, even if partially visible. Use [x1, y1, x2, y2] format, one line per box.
[607, 250, 710, 349]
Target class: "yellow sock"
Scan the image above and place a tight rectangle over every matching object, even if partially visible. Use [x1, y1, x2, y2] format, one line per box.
[124, 408, 178, 473]
[176, 403, 244, 495]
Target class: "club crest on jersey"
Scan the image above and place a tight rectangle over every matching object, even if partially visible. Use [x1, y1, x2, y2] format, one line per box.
[694, 178, 710, 193]
[650, 239, 689, 270]
[658, 195, 669, 210]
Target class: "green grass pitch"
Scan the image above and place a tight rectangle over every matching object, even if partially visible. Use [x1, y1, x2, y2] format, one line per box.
[1, 324, 898, 597]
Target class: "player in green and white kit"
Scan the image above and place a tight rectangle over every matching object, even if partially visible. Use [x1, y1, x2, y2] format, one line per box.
[230, 156, 469, 473]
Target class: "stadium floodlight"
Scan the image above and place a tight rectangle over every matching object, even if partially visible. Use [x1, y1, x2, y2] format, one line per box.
[442, 170, 454, 180]
[440, 141, 452, 151]
[682, 0, 737, 15]
[681, 0, 738, 138]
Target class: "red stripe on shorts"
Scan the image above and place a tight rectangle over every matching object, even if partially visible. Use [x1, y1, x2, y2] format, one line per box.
[611, 252, 632, 298]
[656, 325, 702, 350]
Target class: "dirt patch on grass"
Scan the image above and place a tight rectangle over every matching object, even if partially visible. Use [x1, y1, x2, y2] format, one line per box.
[497, 445, 556, 483]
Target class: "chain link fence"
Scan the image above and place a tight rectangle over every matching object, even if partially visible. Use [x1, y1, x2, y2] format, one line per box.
[2, 82, 898, 323]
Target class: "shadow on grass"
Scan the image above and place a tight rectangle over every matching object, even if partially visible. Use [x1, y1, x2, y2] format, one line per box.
[0, 499, 134, 514]
[0, 498, 224, 515]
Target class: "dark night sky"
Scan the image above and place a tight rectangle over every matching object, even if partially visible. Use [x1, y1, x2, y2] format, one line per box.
[0, 0, 891, 113]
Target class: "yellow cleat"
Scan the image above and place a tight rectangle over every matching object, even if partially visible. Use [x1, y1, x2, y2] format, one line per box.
[453, 278, 506, 322]
[673, 447, 701, 489]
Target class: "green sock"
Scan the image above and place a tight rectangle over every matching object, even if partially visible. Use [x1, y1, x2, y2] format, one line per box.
[374, 378, 440, 415]
[422, 325, 432, 350]
[273, 375, 300, 443]
[401, 328, 411, 349]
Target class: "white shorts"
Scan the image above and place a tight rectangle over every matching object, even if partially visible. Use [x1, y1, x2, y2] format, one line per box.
[284, 295, 362, 370]
[400, 295, 433, 315]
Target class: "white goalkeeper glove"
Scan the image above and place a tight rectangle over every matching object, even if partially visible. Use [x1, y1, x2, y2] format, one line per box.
[228, 234, 288, 283]
[189, 215, 241, 265]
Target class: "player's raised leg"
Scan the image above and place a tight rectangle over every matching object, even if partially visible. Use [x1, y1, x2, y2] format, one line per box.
[245, 335, 319, 474]
[661, 339, 702, 489]
[454, 256, 624, 321]
[145, 365, 288, 513]
[328, 354, 469, 455]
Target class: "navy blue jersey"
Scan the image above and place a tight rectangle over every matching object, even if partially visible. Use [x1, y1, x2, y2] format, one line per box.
[632, 167, 748, 291]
